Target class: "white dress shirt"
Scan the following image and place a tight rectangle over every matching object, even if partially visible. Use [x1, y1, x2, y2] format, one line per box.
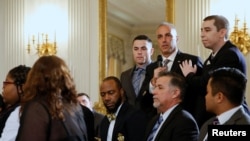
[0, 106, 20, 141]
[107, 103, 122, 141]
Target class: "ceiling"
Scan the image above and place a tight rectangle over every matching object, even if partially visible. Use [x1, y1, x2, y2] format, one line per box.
[107, 0, 166, 27]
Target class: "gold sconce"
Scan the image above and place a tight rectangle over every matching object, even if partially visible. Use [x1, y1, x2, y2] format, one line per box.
[230, 16, 250, 55]
[27, 33, 57, 56]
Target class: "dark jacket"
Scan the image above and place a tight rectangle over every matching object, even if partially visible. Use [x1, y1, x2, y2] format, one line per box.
[144, 105, 199, 141]
[139, 50, 203, 122]
[100, 102, 147, 141]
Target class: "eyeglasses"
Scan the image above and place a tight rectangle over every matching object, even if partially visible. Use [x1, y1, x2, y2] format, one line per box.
[3, 81, 15, 86]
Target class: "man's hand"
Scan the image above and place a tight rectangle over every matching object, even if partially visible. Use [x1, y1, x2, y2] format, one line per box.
[179, 59, 197, 77]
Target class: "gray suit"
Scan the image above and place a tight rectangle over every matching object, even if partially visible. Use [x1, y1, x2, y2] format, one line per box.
[198, 107, 250, 141]
[120, 66, 137, 106]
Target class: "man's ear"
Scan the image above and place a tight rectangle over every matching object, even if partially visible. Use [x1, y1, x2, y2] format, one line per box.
[219, 28, 227, 38]
[172, 88, 180, 99]
[216, 92, 224, 103]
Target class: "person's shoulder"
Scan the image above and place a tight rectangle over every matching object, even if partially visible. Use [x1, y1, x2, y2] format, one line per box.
[221, 40, 242, 53]
[121, 67, 134, 76]
[93, 110, 105, 118]
[231, 107, 250, 124]
[178, 51, 200, 59]
[173, 105, 196, 120]
[146, 61, 157, 69]
[120, 102, 138, 114]
[24, 99, 44, 109]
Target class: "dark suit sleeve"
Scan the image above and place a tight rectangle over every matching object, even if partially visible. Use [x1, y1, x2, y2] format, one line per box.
[81, 105, 95, 141]
[172, 117, 199, 141]
[187, 47, 246, 96]
[124, 109, 148, 141]
[139, 62, 158, 119]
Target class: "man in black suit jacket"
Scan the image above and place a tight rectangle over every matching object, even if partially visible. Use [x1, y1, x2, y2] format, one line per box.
[140, 22, 204, 124]
[120, 35, 154, 112]
[99, 76, 147, 141]
[198, 67, 250, 141]
[77, 93, 104, 138]
[144, 71, 199, 141]
[180, 15, 250, 127]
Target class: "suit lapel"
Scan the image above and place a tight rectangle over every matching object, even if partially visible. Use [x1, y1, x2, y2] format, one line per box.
[101, 117, 111, 140]
[171, 51, 182, 71]
[112, 103, 128, 140]
[154, 105, 182, 140]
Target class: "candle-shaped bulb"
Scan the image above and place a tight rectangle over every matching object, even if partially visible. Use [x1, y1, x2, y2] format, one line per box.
[54, 31, 56, 42]
[38, 33, 40, 45]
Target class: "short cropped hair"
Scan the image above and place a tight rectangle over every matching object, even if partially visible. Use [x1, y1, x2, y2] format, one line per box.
[203, 15, 229, 39]
[132, 34, 152, 43]
[209, 67, 247, 105]
[158, 71, 187, 100]
[77, 93, 90, 99]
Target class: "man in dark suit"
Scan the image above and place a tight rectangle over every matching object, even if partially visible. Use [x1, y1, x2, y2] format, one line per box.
[141, 21, 204, 124]
[180, 15, 250, 126]
[99, 76, 147, 141]
[120, 35, 154, 112]
[77, 93, 104, 138]
[144, 71, 199, 141]
[198, 67, 250, 141]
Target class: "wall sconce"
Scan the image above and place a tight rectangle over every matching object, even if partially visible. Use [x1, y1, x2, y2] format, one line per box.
[27, 33, 57, 56]
[229, 16, 250, 55]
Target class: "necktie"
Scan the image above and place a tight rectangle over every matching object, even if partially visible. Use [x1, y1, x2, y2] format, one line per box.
[213, 117, 220, 125]
[107, 113, 116, 122]
[204, 117, 220, 141]
[147, 116, 163, 141]
[132, 68, 144, 96]
[163, 59, 170, 71]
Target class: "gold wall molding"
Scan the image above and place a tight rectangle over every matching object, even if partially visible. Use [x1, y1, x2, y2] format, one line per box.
[93, 0, 107, 115]
[166, 0, 175, 23]
[99, 0, 107, 82]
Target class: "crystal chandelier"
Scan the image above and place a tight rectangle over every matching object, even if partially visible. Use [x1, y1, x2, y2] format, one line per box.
[27, 33, 57, 56]
[230, 16, 250, 55]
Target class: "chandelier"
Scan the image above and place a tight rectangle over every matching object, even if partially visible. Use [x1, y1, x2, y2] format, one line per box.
[229, 16, 250, 55]
[27, 33, 57, 56]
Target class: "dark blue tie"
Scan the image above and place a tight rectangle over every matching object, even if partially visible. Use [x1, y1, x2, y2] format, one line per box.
[132, 68, 144, 96]
[147, 116, 163, 141]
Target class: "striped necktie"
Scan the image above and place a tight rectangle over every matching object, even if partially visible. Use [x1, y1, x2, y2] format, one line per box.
[132, 68, 144, 96]
[147, 115, 163, 141]
[163, 59, 170, 71]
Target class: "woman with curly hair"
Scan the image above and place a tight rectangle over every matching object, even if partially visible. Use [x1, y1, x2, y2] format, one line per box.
[15, 56, 88, 141]
[0, 65, 31, 140]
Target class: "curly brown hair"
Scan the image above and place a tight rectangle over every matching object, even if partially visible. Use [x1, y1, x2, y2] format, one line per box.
[21, 55, 78, 120]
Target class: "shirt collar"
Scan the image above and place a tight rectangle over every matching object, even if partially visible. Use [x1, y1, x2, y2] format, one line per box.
[161, 104, 179, 121]
[114, 103, 123, 116]
[162, 48, 178, 62]
[136, 63, 148, 70]
[217, 105, 242, 124]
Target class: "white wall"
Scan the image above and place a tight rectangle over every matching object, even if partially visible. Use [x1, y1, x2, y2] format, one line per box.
[0, 0, 100, 103]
